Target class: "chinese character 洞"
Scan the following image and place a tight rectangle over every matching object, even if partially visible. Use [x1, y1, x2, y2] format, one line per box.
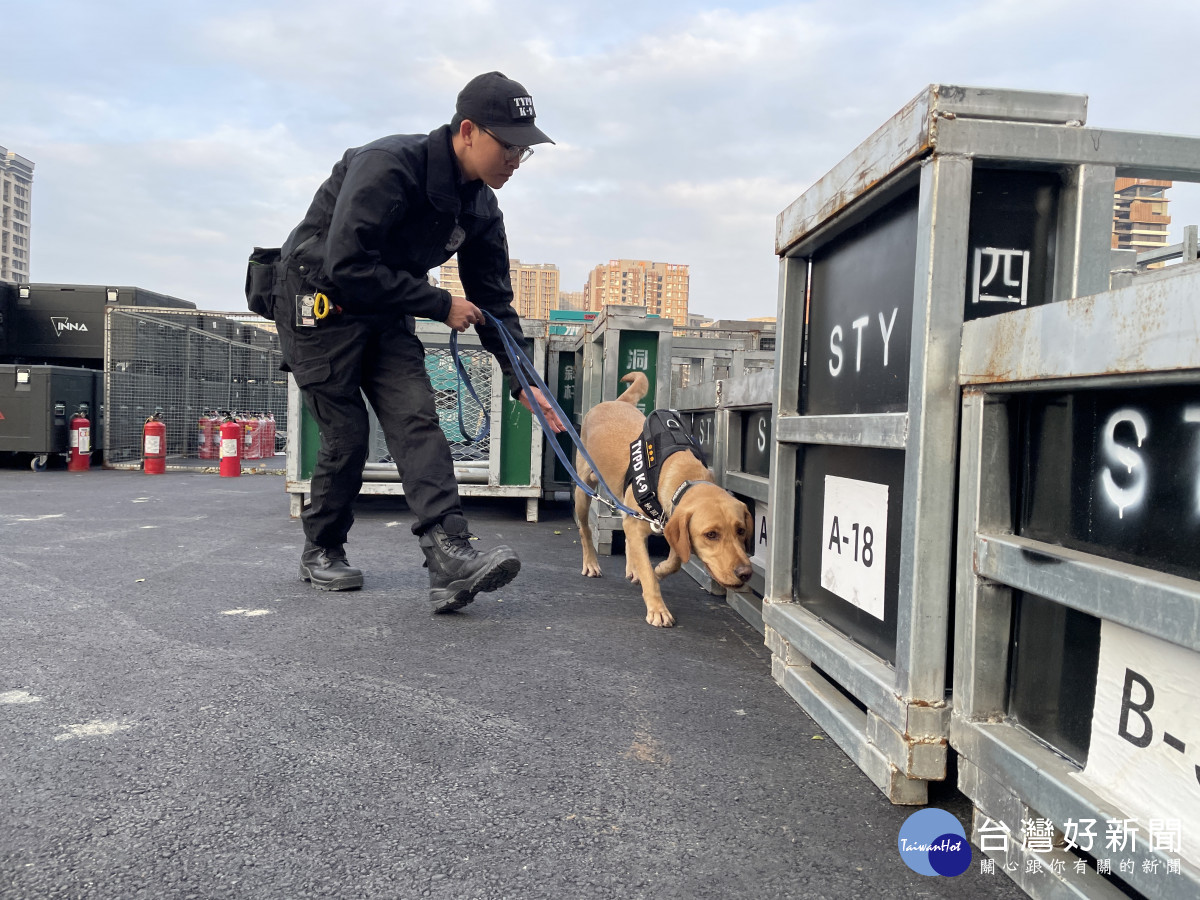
[627, 349, 649, 370]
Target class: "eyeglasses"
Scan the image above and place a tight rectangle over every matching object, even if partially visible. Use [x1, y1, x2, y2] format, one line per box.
[478, 125, 534, 164]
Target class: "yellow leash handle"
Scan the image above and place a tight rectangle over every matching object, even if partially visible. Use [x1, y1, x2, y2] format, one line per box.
[313, 292, 332, 320]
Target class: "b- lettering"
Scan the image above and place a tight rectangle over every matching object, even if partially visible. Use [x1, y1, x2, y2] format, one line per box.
[1118, 668, 1154, 749]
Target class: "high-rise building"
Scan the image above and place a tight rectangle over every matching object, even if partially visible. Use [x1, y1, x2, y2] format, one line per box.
[1112, 177, 1172, 254]
[1, 146, 34, 284]
[509, 260, 559, 320]
[583, 259, 689, 325]
[557, 290, 585, 312]
[437, 258, 466, 300]
[437, 257, 560, 320]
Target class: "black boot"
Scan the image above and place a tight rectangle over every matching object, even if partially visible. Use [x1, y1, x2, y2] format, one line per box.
[299, 541, 364, 591]
[419, 514, 520, 613]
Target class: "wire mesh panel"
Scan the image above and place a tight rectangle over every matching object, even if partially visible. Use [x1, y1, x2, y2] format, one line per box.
[104, 308, 286, 468]
[363, 347, 493, 466]
[425, 347, 493, 463]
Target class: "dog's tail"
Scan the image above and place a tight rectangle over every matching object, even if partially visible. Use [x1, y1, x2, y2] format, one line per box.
[616, 371, 649, 405]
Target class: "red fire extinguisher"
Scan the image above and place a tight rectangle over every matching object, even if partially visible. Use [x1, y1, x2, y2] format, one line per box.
[219, 413, 241, 477]
[198, 410, 218, 460]
[68, 406, 92, 472]
[242, 411, 261, 461]
[143, 410, 167, 475]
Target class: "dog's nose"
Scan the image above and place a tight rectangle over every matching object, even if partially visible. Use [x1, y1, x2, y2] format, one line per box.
[735, 564, 752, 584]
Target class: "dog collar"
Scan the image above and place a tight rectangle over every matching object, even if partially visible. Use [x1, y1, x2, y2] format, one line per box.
[669, 480, 704, 510]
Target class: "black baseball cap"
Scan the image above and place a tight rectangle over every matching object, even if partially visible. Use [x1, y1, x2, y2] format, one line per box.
[454, 71, 554, 146]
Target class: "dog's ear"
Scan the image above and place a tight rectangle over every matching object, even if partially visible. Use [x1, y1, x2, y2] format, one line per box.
[744, 508, 755, 554]
[664, 509, 692, 564]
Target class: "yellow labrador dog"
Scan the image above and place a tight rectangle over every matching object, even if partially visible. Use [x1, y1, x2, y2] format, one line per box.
[574, 372, 754, 627]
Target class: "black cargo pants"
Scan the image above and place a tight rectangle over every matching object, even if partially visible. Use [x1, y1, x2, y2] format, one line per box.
[273, 285, 463, 549]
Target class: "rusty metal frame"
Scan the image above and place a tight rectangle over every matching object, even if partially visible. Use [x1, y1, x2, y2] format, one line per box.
[762, 82, 1200, 807]
[670, 367, 777, 632]
[953, 266, 1200, 898]
[765, 149, 971, 805]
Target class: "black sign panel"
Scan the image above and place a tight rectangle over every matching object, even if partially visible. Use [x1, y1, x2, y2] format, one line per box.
[965, 168, 1059, 322]
[1007, 591, 1100, 766]
[551, 351, 578, 484]
[795, 445, 906, 664]
[0, 282, 13, 359]
[804, 189, 918, 416]
[740, 409, 771, 477]
[686, 411, 716, 463]
[1019, 385, 1200, 580]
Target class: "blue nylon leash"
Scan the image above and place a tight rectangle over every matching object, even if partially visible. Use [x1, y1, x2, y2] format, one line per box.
[448, 331, 491, 443]
[450, 312, 656, 525]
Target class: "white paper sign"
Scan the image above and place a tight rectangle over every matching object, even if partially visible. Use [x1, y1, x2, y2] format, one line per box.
[752, 500, 770, 566]
[1074, 620, 1200, 864]
[820, 476, 888, 619]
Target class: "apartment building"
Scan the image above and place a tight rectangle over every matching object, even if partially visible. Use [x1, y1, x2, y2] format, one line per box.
[583, 259, 689, 326]
[509, 260, 559, 320]
[1112, 177, 1172, 253]
[1, 146, 34, 284]
[437, 257, 560, 320]
[557, 290, 585, 312]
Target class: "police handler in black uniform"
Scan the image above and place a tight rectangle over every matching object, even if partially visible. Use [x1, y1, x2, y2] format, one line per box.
[274, 71, 565, 612]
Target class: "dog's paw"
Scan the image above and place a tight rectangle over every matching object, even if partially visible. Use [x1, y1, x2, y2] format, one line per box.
[581, 562, 603, 577]
[645, 607, 675, 628]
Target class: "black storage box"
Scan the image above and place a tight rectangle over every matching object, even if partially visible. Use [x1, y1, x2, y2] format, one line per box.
[0, 282, 14, 358]
[3, 283, 196, 367]
[0, 364, 100, 458]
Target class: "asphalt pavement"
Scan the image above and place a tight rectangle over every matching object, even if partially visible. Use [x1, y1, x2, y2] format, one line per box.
[0, 465, 1027, 900]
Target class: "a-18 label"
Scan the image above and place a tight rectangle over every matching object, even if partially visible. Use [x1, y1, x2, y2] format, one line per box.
[820, 475, 888, 620]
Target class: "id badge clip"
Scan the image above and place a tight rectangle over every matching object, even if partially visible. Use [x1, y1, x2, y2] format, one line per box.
[295, 293, 317, 328]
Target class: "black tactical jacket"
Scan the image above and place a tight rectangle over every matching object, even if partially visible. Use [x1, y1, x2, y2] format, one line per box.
[281, 124, 526, 382]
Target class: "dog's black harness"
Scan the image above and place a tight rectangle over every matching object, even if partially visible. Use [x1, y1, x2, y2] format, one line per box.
[625, 410, 707, 524]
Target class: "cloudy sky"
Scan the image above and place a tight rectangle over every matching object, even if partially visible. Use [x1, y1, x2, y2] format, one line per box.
[5, 0, 1200, 320]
